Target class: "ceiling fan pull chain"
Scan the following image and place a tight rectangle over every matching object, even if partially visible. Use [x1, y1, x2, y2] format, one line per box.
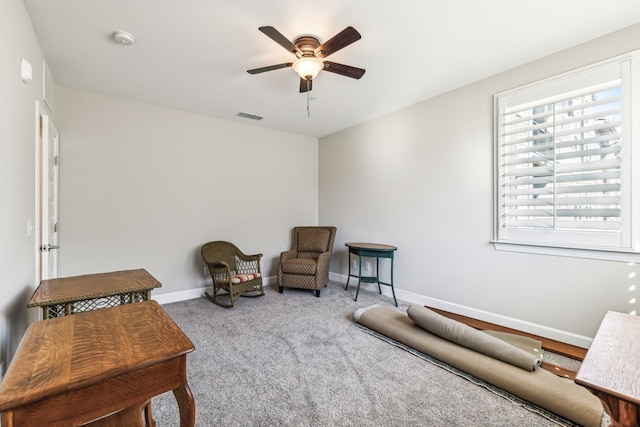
[307, 80, 311, 117]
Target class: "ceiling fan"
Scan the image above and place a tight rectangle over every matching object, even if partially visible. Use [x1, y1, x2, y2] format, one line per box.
[247, 26, 365, 93]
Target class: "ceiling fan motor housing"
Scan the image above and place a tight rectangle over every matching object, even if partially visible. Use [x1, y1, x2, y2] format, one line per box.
[294, 36, 321, 57]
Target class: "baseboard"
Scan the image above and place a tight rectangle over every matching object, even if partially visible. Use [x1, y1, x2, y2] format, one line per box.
[152, 287, 207, 305]
[152, 275, 278, 305]
[332, 272, 593, 349]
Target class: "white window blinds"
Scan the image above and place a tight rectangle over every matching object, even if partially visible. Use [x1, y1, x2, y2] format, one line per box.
[494, 52, 639, 256]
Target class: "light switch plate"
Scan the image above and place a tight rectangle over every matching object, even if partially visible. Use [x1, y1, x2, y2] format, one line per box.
[21, 58, 32, 84]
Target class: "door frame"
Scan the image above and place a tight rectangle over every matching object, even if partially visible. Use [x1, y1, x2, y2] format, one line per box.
[35, 100, 59, 284]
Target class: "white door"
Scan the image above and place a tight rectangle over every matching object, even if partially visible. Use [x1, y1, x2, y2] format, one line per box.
[40, 114, 60, 280]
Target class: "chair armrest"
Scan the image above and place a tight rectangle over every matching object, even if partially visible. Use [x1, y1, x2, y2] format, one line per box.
[280, 250, 298, 262]
[234, 252, 263, 274]
[235, 248, 263, 263]
[206, 260, 231, 269]
[316, 251, 332, 268]
[316, 252, 333, 283]
[205, 261, 233, 283]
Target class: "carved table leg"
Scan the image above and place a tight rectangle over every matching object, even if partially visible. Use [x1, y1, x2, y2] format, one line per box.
[591, 390, 639, 427]
[173, 356, 196, 427]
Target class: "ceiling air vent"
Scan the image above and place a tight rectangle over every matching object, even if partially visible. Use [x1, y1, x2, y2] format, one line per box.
[237, 112, 264, 121]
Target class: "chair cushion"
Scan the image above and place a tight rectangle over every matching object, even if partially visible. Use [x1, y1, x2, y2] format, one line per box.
[280, 258, 317, 275]
[297, 229, 330, 253]
[217, 273, 261, 284]
[231, 273, 261, 283]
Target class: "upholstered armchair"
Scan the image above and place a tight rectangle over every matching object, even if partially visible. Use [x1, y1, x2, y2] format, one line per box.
[277, 226, 337, 297]
[201, 241, 265, 308]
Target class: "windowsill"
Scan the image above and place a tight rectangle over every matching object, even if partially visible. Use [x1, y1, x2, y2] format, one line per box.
[492, 241, 640, 263]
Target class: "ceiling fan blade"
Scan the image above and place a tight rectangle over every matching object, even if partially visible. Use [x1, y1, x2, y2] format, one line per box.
[259, 26, 301, 56]
[299, 78, 313, 93]
[247, 63, 293, 74]
[322, 61, 366, 79]
[315, 26, 361, 58]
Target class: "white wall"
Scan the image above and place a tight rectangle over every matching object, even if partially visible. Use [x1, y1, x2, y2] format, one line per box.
[320, 24, 640, 347]
[0, 0, 46, 375]
[54, 87, 318, 298]
[3, 2, 638, 375]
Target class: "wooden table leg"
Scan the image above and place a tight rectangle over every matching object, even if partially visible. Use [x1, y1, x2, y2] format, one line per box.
[592, 390, 639, 427]
[143, 400, 156, 427]
[173, 356, 196, 427]
[173, 385, 195, 427]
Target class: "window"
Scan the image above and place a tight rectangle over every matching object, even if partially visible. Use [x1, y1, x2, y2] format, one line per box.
[493, 51, 640, 261]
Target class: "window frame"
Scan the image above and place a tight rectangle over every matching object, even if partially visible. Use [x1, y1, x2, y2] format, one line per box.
[492, 50, 640, 262]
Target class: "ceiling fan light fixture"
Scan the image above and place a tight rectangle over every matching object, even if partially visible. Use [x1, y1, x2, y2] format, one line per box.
[292, 57, 323, 80]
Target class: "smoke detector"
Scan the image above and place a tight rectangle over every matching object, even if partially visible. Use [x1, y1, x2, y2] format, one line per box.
[113, 31, 136, 46]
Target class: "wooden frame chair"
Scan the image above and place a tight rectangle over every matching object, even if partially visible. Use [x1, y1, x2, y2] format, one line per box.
[201, 241, 265, 308]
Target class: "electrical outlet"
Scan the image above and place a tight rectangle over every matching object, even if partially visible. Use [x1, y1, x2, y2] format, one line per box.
[351, 260, 357, 269]
[364, 262, 370, 271]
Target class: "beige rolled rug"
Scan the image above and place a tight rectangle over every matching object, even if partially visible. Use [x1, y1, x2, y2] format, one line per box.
[353, 305, 605, 427]
[407, 304, 542, 371]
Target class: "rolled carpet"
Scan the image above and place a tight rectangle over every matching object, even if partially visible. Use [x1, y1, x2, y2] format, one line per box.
[407, 304, 542, 371]
[353, 305, 604, 427]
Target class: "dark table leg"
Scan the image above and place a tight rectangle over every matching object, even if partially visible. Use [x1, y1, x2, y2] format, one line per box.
[390, 256, 397, 306]
[174, 357, 196, 427]
[345, 250, 352, 290]
[354, 254, 363, 301]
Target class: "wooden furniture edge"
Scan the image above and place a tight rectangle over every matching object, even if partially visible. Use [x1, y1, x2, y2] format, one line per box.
[27, 268, 161, 307]
[426, 306, 587, 361]
[26, 287, 154, 307]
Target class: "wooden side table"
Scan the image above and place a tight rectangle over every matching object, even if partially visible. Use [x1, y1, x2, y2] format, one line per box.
[28, 268, 162, 319]
[0, 300, 195, 427]
[575, 311, 640, 427]
[345, 242, 398, 306]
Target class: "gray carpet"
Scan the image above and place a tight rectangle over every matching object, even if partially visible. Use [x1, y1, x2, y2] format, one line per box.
[152, 281, 569, 426]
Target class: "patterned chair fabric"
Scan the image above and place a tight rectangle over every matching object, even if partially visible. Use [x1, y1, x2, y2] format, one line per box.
[277, 226, 337, 297]
[201, 241, 265, 308]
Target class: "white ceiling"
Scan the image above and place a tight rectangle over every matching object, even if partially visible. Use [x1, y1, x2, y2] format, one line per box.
[23, 0, 640, 138]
